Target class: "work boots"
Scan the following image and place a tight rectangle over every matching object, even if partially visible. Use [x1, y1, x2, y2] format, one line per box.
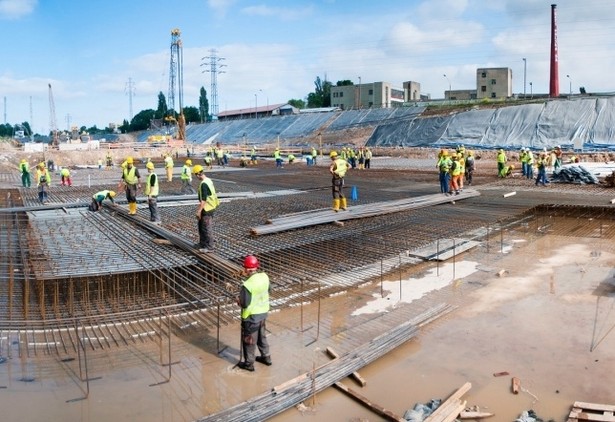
[128, 202, 137, 215]
[332, 199, 340, 212]
[340, 197, 347, 210]
[255, 355, 272, 366]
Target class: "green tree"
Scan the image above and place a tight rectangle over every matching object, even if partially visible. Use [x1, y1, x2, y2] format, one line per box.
[183, 106, 200, 124]
[336, 80, 354, 86]
[119, 119, 130, 133]
[307, 76, 332, 108]
[156, 92, 168, 119]
[131, 109, 156, 131]
[199, 87, 209, 123]
[288, 99, 306, 109]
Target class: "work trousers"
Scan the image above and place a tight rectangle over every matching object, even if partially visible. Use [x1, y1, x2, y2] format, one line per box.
[364, 159, 370, 169]
[125, 183, 138, 203]
[465, 168, 474, 185]
[198, 211, 214, 249]
[21, 172, 31, 187]
[165, 167, 173, 182]
[526, 165, 534, 180]
[61, 175, 72, 186]
[38, 184, 48, 203]
[241, 318, 270, 364]
[439, 172, 450, 194]
[181, 179, 195, 194]
[536, 168, 548, 185]
[89, 199, 102, 211]
[331, 177, 345, 199]
[148, 197, 160, 222]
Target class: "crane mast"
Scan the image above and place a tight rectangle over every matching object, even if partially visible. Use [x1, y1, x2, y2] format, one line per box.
[168, 28, 185, 142]
[48, 83, 58, 146]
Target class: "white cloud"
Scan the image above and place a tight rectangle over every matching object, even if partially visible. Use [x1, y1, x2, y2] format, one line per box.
[241, 5, 314, 21]
[0, 0, 36, 19]
[207, 0, 235, 17]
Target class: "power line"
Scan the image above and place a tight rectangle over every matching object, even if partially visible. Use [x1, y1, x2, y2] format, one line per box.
[201, 49, 226, 118]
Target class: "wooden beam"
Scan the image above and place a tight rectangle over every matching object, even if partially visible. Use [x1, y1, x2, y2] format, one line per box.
[333, 381, 404, 422]
[425, 382, 472, 422]
[325, 347, 366, 387]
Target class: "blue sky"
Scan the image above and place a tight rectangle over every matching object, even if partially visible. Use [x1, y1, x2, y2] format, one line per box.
[1, 0, 614, 134]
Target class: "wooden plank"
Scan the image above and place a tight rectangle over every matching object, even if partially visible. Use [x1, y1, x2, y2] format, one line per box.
[425, 382, 472, 422]
[568, 411, 615, 422]
[459, 410, 494, 419]
[512, 377, 520, 394]
[574, 403, 615, 413]
[333, 381, 404, 422]
[325, 347, 367, 387]
[251, 190, 481, 235]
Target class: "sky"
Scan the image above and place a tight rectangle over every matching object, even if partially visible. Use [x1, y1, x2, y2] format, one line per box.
[1, 0, 615, 134]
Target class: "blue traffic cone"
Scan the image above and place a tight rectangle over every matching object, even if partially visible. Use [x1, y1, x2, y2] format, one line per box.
[350, 186, 358, 201]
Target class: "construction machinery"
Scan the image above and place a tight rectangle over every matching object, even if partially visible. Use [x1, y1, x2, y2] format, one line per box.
[48, 83, 59, 146]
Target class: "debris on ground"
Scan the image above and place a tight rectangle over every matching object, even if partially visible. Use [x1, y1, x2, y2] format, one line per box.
[402, 399, 441, 421]
[514, 409, 546, 422]
[567, 401, 615, 421]
[551, 165, 599, 184]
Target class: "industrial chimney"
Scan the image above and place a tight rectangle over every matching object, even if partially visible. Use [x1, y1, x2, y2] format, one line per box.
[549, 4, 559, 97]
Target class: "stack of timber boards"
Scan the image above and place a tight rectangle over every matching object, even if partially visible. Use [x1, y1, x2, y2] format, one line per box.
[251, 189, 480, 235]
[567, 402, 615, 422]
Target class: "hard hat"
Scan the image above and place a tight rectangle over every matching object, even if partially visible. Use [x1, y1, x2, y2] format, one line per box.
[192, 164, 204, 174]
[39, 162, 45, 168]
[330, 151, 338, 158]
[126, 157, 134, 164]
[243, 255, 259, 269]
[468, 151, 474, 156]
[20, 158, 26, 163]
[509, 165, 515, 170]
[498, 149, 504, 153]
[186, 159, 192, 166]
[109, 191, 116, 198]
[457, 153, 463, 158]
[146, 162, 155, 170]
[442, 150, 448, 156]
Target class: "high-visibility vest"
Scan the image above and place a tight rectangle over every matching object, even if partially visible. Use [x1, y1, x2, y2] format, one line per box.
[93, 190, 112, 202]
[123, 166, 138, 184]
[20, 162, 29, 173]
[241, 272, 270, 320]
[438, 157, 452, 173]
[497, 152, 506, 164]
[37, 168, 50, 185]
[145, 172, 159, 196]
[333, 158, 348, 178]
[61, 168, 70, 177]
[164, 156, 174, 168]
[198, 178, 219, 212]
[181, 165, 191, 181]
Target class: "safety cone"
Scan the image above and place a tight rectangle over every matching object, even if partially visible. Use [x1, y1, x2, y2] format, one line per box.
[350, 186, 358, 201]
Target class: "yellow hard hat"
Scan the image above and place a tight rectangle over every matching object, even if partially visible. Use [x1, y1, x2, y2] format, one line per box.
[146, 162, 155, 170]
[330, 151, 338, 158]
[109, 191, 116, 198]
[186, 159, 192, 166]
[192, 164, 204, 174]
[21, 158, 26, 163]
[126, 157, 134, 164]
[509, 165, 515, 170]
[39, 162, 45, 168]
[442, 150, 448, 156]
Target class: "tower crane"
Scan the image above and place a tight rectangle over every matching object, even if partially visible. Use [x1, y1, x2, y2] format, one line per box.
[168, 28, 185, 142]
[48, 83, 59, 146]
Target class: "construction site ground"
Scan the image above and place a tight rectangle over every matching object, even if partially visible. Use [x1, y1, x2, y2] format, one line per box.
[0, 149, 614, 421]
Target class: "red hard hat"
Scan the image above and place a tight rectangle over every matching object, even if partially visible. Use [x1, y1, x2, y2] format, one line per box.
[243, 255, 259, 269]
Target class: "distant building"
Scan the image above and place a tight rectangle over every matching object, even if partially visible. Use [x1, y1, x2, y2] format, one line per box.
[330, 81, 406, 110]
[445, 89, 477, 100]
[403, 81, 422, 101]
[217, 103, 293, 121]
[477, 68, 513, 99]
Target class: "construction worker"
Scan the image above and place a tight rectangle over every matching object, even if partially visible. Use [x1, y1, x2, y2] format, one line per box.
[193, 164, 219, 253]
[144, 161, 161, 224]
[311, 146, 317, 165]
[60, 167, 72, 186]
[497, 148, 507, 177]
[437, 150, 452, 195]
[215, 144, 224, 166]
[553, 145, 563, 171]
[237, 255, 271, 372]
[119, 156, 140, 215]
[164, 154, 174, 182]
[357, 147, 365, 170]
[457, 152, 465, 192]
[520, 148, 528, 177]
[287, 153, 296, 164]
[450, 153, 462, 195]
[526, 149, 535, 180]
[36, 162, 50, 203]
[536, 153, 549, 186]
[105, 151, 113, 169]
[329, 151, 349, 211]
[464, 151, 475, 186]
[250, 146, 258, 165]
[501, 164, 515, 178]
[274, 148, 283, 168]
[89, 190, 115, 211]
[364, 147, 372, 169]
[181, 159, 195, 194]
[204, 152, 213, 170]
[19, 158, 31, 188]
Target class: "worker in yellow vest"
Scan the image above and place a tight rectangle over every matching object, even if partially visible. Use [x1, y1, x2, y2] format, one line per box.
[164, 154, 174, 182]
[237, 255, 271, 372]
[329, 151, 349, 211]
[145, 162, 160, 224]
[193, 164, 219, 253]
[36, 162, 51, 203]
[19, 159, 31, 187]
[119, 156, 140, 215]
[181, 159, 195, 194]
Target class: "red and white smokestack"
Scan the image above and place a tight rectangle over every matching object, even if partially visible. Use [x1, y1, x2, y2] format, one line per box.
[549, 4, 559, 97]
